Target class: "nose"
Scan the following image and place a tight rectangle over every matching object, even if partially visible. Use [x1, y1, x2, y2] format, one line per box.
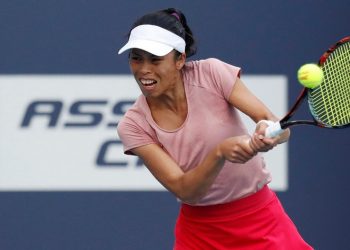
[139, 61, 153, 75]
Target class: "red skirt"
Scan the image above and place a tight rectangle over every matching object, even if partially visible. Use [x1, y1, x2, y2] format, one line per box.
[174, 186, 313, 250]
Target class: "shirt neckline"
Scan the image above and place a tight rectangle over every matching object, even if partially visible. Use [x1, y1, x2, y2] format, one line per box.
[141, 71, 190, 133]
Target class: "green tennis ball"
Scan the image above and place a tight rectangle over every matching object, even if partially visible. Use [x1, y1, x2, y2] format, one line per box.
[297, 63, 324, 89]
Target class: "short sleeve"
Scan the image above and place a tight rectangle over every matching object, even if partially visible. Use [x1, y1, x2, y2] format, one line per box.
[197, 58, 241, 101]
[117, 110, 158, 155]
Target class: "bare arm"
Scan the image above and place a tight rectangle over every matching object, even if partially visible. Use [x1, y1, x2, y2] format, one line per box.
[229, 78, 290, 151]
[132, 133, 256, 204]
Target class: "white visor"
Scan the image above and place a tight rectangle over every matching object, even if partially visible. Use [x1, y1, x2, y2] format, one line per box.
[118, 24, 186, 56]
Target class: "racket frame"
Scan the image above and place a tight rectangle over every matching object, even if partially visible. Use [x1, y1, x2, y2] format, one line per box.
[264, 36, 350, 137]
[280, 36, 350, 130]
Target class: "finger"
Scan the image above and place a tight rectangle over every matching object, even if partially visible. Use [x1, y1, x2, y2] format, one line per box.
[241, 143, 256, 157]
[248, 138, 258, 152]
[248, 138, 262, 155]
[237, 144, 257, 160]
[256, 121, 269, 134]
[252, 133, 277, 152]
[231, 154, 251, 164]
[261, 137, 279, 147]
[251, 133, 267, 148]
[253, 133, 265, 144]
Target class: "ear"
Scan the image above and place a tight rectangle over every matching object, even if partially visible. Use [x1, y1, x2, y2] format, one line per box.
[176, 53, 186, 70]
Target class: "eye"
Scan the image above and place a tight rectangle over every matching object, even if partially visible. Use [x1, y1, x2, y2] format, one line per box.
[130, 55, 142, 62]
[129, 52, 143, 62]
[150, 56, 163, 64]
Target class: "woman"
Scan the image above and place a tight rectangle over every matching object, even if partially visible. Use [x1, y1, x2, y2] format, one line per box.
[117, 8, 313, 250]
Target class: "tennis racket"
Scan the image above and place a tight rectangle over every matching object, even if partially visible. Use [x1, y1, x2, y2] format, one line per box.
[264, 36, 350, 138]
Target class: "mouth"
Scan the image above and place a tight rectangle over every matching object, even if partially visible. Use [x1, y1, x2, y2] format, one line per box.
[140, 78, 157, 89]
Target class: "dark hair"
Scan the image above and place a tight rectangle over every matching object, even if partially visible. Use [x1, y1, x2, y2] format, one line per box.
[129, 8, 197, 57]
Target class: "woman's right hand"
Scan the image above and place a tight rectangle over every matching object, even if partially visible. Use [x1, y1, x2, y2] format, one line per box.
[217, 135, 257, 164]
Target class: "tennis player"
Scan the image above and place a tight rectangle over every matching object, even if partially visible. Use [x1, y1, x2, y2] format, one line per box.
[117, 8, 313, 250]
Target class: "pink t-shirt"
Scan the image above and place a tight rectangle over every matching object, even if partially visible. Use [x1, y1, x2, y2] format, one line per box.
[117, 58, 271, 205]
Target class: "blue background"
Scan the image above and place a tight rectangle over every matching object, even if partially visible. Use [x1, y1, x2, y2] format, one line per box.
[0, 0, 349, 249]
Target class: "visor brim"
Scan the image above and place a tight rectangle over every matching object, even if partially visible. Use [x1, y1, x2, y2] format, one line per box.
[118, 39, 174, 56]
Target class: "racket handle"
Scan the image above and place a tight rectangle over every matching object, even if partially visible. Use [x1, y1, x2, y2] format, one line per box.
[258, 120, 284, 138]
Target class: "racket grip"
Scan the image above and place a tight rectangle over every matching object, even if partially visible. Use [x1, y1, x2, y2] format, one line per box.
[257, 120, 284, 138]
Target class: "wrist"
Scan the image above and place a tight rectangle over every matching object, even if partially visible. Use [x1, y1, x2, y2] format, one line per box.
[214, 143, 225, 161]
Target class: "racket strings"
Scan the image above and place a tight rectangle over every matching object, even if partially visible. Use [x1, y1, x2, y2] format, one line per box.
[322, 45, 350, 125]
[309, 41, 350, 126]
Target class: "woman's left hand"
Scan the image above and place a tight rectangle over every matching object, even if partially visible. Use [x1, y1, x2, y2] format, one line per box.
[249, 121, 280, 153]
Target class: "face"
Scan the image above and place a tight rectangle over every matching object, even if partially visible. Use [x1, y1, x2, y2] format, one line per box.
[128, 49, 185, 97]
